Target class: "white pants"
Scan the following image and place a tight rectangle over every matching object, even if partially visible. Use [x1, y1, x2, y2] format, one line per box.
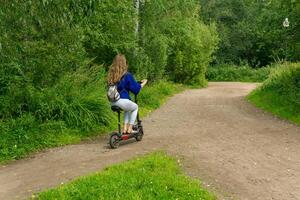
[112, 99, 138, 125]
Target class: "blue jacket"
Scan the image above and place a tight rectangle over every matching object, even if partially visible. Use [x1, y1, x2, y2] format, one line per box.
[117, 72, 141, 100]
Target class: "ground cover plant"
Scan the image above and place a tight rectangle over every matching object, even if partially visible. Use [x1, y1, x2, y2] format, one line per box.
[35, 152, 216, 200]
[206, 64, 271, 82]
[248, 62, 300, 125]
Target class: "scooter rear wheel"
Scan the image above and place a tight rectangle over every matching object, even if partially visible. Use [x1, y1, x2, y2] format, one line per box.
[109, 133, 120, 149]
[135, 127, 144, 141]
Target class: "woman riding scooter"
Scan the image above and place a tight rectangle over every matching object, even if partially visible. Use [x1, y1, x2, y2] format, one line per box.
[107, 54, 147, 134]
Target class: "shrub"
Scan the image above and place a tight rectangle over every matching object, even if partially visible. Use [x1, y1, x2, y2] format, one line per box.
[0, 1, 86, 118]
[248, 62, 300, 125]
[206, 64, 271, 82]
[136, 0, 219, 85]
[166, 19, 218, 85]
[258, 62, 300, 106]
[134, 30, 169, 81]
[83, 0, 137, 66]
[0, 79, 184, 163]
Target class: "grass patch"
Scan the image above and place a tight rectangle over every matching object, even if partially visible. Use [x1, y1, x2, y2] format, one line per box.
[248, 90, 300, 125]
[35, 152, 215, 200]
[248, 62, 300, 125]
[206, 64, 271, 82]
[0, 81, 185, 164]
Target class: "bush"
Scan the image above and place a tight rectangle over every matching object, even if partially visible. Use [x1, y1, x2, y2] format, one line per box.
[0, 79, 184, 163]
[0, 1, 86, 119]
[166, 19, 218, 85]
[83, 0, 137, 66]
[248, 62, 300, 125]
[0, 65, 114, 162]
[206, 64, 271, 82]
[136, 0, 219, 85]
[133, 30, 169, 81]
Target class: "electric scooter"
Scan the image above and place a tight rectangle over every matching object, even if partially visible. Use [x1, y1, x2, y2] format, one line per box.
[109, 94, 144, 149]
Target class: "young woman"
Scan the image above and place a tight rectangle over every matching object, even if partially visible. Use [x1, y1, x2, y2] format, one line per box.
[107, 54, 147, 134]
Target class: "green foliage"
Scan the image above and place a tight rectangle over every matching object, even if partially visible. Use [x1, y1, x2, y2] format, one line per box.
[134, 30, 169, 81]
[41, 66, 113, 130]
[36, 152, 216, 200]
[0, 65, 114, 162]
[0, 0, 87, 84]
[248, 62, 300, 125]
[135, 0, 218, 85]
[0, 0, 216, 163]
[0, 0, 216, 118]
[0, 63, 112, 130]
[206, 64, 271, 82]
[200, 0, 300, 66]
[0, 81, 183, 163]
[0, 0, 86, 118]
[166, 19, 218, 85]
[83, 0, 137, 65]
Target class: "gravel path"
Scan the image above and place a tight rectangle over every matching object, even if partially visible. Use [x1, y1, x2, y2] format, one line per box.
[1, 82, 300, 200]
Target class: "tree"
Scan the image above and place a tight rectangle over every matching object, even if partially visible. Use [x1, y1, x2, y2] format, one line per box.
[200, 0, 300, 66]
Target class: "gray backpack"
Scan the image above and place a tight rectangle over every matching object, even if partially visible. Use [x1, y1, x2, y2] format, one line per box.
[107, 73, 126, 102]
[107, 84, 120, 102]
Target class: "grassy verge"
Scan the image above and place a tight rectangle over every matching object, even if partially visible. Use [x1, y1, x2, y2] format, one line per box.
[206, 64, 271, 82]
[34, 152, 215, 200]
[0, 81, 185, 164]
[248, 62, 300, 125]
[248, 90, 300, 125]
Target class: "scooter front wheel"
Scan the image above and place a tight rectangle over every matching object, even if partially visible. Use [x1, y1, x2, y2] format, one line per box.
[109, 133, 120, 149]
[135, 127, 144, 141]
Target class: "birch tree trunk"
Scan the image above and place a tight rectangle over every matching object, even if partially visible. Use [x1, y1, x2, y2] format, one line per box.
[134, 0, 140, 40]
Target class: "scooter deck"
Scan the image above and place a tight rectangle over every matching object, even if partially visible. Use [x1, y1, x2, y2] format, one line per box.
[121, 132, 138, 140]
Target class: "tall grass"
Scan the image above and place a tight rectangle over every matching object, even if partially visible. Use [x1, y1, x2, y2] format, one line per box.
[0, 71, 184, 163]
[0, 65, 111, 162]
[206, 64, 271, 82]
[248, 62, 300, 125]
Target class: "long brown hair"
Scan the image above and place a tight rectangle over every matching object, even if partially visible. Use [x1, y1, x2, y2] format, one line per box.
[107, 54, 128, 84]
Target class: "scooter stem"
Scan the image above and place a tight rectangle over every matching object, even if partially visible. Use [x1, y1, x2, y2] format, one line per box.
[135, 94, 140, 123]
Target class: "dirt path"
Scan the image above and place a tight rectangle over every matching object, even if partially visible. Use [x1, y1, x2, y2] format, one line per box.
[1, 82, 300, 200]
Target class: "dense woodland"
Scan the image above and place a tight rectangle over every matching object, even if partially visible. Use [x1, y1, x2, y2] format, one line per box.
[200, 0, 300, 66]
[0, 0, 299, 162]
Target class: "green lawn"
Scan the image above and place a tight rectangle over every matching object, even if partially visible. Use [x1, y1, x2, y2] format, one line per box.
[35, 152, 215, 200]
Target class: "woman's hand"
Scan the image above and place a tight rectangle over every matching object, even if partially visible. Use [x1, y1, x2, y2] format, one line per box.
[140, 79, 148, 87]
